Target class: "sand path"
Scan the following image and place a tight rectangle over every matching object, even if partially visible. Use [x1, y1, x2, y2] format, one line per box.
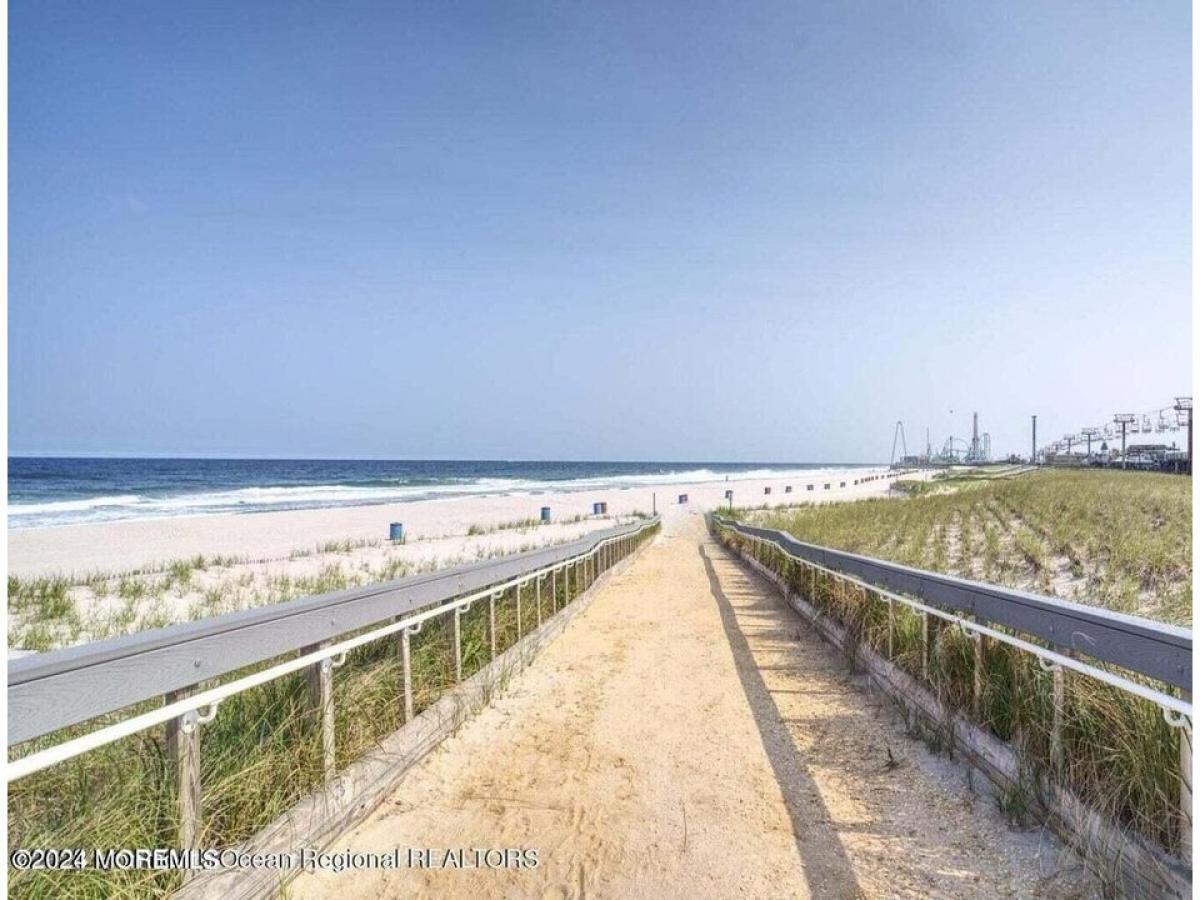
[291, 511, 1091, 899]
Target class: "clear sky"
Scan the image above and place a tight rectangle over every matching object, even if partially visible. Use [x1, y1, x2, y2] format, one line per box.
[9, 1, 1191, 461]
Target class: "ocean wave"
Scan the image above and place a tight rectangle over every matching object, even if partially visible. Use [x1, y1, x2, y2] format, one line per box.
[7, 481, 529, 527]
[7, 494, 144, 515]
[7, 465, 872, 528]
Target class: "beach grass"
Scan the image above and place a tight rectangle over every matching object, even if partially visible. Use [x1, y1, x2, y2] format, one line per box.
[7, 517, 633, 653]
[738, 468, 1191, 624]
[465, 513, 594, 536]
[715, 469, 1190, 865]
[7, 522, 658, 899]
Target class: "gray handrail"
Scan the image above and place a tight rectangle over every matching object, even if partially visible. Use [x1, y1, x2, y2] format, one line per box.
[9, 517, 659, 745]
[711, 515, 1190, 690]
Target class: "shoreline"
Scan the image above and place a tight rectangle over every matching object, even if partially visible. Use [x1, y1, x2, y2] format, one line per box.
[9, 468, 903, 578]
[7, 460, 885, 530]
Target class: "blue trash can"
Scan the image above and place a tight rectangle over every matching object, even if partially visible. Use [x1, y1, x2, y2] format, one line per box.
[540, 506, 552, 523]
[389, 522, 405, 542]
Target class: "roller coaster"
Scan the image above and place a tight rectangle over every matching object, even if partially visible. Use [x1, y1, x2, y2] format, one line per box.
[891, 412, 991, 466]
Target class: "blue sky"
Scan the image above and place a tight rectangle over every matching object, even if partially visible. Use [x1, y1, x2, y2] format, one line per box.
[9, 1, 1191, 461]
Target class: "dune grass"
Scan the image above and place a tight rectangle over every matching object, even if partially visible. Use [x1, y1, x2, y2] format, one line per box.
[715, 470, 1189, 865]
[8, 522, 620, 654]
[741, 468, 1191, 625]
[464, 513, 595, 536]
[7, 523, 658, 899]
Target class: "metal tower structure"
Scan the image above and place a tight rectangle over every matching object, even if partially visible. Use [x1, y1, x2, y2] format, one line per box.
[961, 411, 991, 464]
[1175, 397, 1192, 474]
[1113, 414, 1135, 469]
[890, 421, 908, 466]
[1081, 427, 1100, 459]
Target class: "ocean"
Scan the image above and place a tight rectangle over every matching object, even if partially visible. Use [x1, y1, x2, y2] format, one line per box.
[7, 458, 876, 529]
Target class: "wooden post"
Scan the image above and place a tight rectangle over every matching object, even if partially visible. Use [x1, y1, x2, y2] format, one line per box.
[536, 575, 542, 627]
[973, 630, 985, 722]
[165, 686, 202, 855]
[302, 642, 335, 784]
[921, 613, 930, 682]
[1181, 692, 1192, 864]
[401, 628, 413, 723]
[454, 610, 464, 681]
[516, 581, 522, 639]
[488, 594, 497, 660]
[551, 568, 558, 613]
[887, 599, 896, 660]
[1051, 665, 1065, 774]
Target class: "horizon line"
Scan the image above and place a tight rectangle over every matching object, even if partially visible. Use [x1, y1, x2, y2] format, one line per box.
[8, 452, 887, 465]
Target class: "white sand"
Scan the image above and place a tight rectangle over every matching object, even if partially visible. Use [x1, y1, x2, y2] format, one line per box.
[8, 468, 903, 579]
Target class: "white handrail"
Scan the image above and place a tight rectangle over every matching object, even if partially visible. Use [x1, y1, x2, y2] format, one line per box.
[713, 518, 1192, 722]
[7, 522, 656, 782]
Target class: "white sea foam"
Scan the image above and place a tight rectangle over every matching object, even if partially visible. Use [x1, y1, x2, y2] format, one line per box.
[7, 466, 869, 528]
[7, 494, 144, 515]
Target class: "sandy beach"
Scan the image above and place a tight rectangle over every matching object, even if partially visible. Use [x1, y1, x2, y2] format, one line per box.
[7, 468, 911, 652]
[9, 468, 901, 579]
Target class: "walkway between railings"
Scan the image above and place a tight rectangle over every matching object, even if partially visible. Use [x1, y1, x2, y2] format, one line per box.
[290, 512, 1095, 900]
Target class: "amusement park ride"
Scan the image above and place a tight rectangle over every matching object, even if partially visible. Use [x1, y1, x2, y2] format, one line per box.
[891, 412, 991, 466]
[890, 397, 1191, 473]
